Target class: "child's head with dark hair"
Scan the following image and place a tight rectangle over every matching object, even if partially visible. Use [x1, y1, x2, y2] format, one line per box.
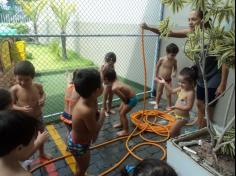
[74, 68, 102, 98]
[14, 61, 35, 78]
[0, 88, 12, 110]
[133, 159, 177, 176]
[105, 52, 117, 64]
[14, 61, 35, 88]
[166, 43, 179, 60]
[72, 69, 80, 83]
[166, 43, 179, 55]
[0, 110, 39, 160]
[178, 67, 198, 89]
[103, 68, 117, 84]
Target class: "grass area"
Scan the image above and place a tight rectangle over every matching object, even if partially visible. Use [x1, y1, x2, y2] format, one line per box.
[35, 72, 149, 122]
[26, 44, 150, 122]
[26, 44, 95, 72]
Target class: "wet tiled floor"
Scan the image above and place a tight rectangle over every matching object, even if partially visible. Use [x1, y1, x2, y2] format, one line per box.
[31, 98, 197, 176]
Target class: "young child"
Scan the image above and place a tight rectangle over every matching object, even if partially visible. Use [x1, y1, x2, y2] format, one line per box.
[154, 43, 179, 110]
[101, 52, 117, 117]
[156, 67, 197, 137]
[0, 88, 49, 170]
[0, 110, 48, 176]
[0, 88, 12, 110]
[10, 60, 51, 160]
[103, 68, 138, 137]
[61, 69, 80, 131]
[121, 159, 177, 176]
[67, 68, 106, 176]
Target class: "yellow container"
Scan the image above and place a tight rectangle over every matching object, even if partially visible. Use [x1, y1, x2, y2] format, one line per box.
[15, 41, 26, 61]
[0, 40, 12, 71]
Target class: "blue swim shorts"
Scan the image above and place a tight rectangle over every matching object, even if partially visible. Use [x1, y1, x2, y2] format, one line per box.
[127, 96, 138, 107]
[60, 112, 72, 131]
[67, 133, 90, 157]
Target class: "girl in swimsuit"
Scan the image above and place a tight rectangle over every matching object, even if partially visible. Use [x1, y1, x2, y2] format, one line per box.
[156, 67, 198, 137]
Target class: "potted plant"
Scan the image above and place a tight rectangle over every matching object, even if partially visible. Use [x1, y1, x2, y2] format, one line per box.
[158, 0, 235, 175]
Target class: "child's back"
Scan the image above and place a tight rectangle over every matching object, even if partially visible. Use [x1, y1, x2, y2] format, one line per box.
[103, 68, 137, 136]
[112, 80, 136, 101]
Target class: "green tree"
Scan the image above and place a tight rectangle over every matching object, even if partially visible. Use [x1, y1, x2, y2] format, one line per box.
[50, 0, 77, 60]
[17, 0, 47, 43]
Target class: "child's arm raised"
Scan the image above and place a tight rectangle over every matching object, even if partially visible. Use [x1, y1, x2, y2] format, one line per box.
[156, 77, 180, 94]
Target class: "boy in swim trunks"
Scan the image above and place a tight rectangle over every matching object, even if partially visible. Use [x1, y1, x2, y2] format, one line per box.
[154, 43, 178, 110]
[103, 68, 138, 137]
[68, 68, 105, 176]
[10, 61, 51, 160]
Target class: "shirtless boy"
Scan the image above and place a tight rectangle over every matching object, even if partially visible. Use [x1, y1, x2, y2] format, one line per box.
[10, 61, 51, 160]
[154, 43, 179, 109]
[100, 52, 117, 117]
[68, 68, 105, 176]
[0, 88, 49, 169]
[0, 110, 46, 176]
[103, 68, 138, 137]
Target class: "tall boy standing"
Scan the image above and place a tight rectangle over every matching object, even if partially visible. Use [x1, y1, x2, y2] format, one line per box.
[68, 68, 105, 176]
[10, 61, 51, 160]
[154, 43, 179, 110]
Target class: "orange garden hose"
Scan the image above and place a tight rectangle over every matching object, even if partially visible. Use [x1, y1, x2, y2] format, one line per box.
[31, 27, 193, 176]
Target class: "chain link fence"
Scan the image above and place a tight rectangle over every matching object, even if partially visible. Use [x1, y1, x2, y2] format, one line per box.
[0, 0, 163, 122]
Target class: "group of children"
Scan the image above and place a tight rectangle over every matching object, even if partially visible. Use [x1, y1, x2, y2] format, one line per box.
[153, 43, 198, 138]
[0, 61, 50, 176]
[0, 44, 197, 175]
[61, 52, 138, 175]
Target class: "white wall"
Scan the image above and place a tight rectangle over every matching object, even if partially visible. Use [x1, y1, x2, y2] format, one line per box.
[37, 0, 163, 88]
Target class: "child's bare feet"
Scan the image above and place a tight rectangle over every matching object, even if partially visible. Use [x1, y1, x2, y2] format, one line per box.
[116, 130, 129, 137]
[154, 104, 159, 109]
[149, 101, 156, 105]
[105, 111, 110, 117]
[108, 109, 116, 114]
[105, 110, 116, 117]
[40, 153, 53, 160]
[113, 123, 122, 128]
